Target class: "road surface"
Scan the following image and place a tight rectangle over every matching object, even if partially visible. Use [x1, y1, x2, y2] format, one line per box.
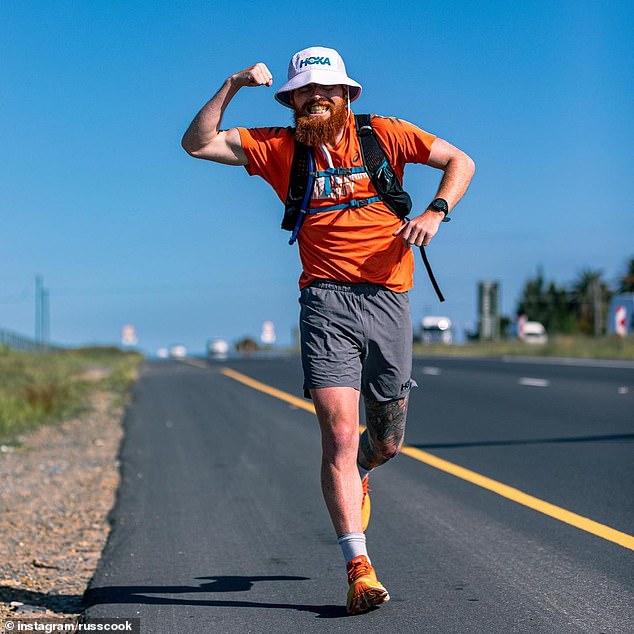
[83, 355, 633, 633]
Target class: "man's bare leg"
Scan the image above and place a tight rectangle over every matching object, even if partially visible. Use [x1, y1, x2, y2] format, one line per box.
[311, 386, 363, 535]
[311, 386, 390, 614]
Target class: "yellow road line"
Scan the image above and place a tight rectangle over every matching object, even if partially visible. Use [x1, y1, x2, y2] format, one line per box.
[221, 368, 316, 413]
[220, 367, 634, 551]
[180, 358, 208, 369]
[399, 446, 634, 551]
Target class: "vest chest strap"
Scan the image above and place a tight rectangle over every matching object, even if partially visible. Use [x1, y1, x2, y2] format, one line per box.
[311, 166, 366, 178]
[307, 196, 381, 215]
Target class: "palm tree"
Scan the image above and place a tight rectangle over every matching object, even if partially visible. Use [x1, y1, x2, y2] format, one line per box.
[617, 257, 634, 293]
[571, 269, 612, 335]
[517, 268, 577, 334]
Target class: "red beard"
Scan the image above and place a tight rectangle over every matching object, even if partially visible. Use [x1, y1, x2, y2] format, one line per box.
[293, 98, 347, 146]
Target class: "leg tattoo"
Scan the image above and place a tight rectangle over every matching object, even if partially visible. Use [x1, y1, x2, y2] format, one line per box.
[358, 396, 409, 470]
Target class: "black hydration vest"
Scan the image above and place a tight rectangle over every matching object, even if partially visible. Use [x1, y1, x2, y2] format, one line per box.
[281, 114, 445, 301]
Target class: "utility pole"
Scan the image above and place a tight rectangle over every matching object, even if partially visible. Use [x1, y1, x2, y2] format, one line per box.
[592, 278, 602, 336]
[42, 287, 50, 345]
[35, 275, 50, 347]
[35, 275, 43, 345]
[478, 281, 501, 341]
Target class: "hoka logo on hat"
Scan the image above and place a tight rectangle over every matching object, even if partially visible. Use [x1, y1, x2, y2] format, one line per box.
[299, 56, 331, 68]
[275, 46, 362, 108]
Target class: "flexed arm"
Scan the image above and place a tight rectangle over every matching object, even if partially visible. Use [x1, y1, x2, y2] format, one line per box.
[181, 63, 273, 165]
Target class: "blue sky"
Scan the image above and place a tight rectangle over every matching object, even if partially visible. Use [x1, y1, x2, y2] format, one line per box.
[1, 0, 632, 354]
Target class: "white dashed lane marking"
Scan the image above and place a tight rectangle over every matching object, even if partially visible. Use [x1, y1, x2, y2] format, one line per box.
[519, 377, 551, 388]
[422, 366, 442, 376]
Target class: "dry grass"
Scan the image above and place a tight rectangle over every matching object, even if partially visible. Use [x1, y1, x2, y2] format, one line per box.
[0, 346, 143, 441]
[413, 335, 634, 361]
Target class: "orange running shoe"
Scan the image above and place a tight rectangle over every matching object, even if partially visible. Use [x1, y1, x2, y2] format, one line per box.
[346, 555, 390, 615]
[361, 475, 371, 532]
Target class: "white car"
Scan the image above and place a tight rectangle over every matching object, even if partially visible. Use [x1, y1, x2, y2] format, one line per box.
[521, 321, 548, 344]
[420, 316, 453, 345]
[169, 344, 187, 359]
[207, 338, 229, 359]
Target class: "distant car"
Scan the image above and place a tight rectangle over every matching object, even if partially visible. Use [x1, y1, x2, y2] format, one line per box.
[207, 338, 229, 360]
[520, 321, 548, 344]
[156, 347, 169, 359]
[169, 344, 187, 359]
[420, 316, 453, 345]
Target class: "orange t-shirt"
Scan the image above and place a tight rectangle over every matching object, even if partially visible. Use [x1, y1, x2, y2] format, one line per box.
[238, 113, 436, 291]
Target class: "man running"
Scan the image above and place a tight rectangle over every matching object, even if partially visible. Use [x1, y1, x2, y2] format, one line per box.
[182, 46, 475, 615]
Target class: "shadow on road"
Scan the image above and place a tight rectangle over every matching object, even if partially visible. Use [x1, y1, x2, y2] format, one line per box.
[81, 575, 349, 619]
[414, 432, 634, 450]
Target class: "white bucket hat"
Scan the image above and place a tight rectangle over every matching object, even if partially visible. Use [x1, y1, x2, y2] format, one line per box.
[275, 46, 362, 108]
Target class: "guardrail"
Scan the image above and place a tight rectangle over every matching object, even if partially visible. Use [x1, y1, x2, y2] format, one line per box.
[0, 328, 57, 352]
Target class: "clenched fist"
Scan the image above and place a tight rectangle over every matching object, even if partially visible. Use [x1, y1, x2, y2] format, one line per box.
[230, 62, 273, 88]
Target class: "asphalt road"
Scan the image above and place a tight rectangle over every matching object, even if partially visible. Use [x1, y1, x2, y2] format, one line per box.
[83, 355, 633, 633]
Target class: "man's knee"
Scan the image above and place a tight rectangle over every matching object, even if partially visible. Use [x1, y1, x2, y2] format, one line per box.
[364, 396, 408, 437]
[312, 387, 361, 459]
[374, 438, 403, 461]
[360, 396, 408, 466]
[358, 429, 402, 469]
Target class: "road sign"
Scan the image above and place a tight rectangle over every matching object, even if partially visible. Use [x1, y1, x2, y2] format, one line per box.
[615, 306, 627, 337]
[121, 324, 138, 346]
[261, 320, 276, 345]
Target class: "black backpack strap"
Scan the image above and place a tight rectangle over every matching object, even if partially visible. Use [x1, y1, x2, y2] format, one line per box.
[419, 246, 445, 302]
[356, 113, 386, 173]
[355, 114, 411, 220]
[282, 139, 310, 232]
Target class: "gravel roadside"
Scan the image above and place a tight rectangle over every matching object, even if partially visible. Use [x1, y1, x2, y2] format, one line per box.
[0, 390, 124, 623]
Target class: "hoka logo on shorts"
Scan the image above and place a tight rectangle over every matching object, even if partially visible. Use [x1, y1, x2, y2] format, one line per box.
[299, 56, 331, 68]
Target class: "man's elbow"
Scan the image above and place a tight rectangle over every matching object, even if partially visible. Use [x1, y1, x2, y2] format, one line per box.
[464, 152, 476, 179]
[180, 135, 247, 166]
[454, 149, 475, 181]
[181, 135, 202, 157]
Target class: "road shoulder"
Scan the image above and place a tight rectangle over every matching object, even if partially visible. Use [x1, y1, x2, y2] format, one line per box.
[0, 390, 124, 622]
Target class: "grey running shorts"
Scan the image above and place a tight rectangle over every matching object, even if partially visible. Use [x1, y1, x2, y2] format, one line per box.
[299, 279, 417, 401]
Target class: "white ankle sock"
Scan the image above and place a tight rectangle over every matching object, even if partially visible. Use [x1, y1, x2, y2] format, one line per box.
[337, 532, 369, 564]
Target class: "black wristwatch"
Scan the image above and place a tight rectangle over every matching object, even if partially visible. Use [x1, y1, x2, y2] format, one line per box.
[428, 198, 451, 222]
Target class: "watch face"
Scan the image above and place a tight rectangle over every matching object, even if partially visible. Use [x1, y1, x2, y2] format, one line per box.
[432, 198, 448, 213]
